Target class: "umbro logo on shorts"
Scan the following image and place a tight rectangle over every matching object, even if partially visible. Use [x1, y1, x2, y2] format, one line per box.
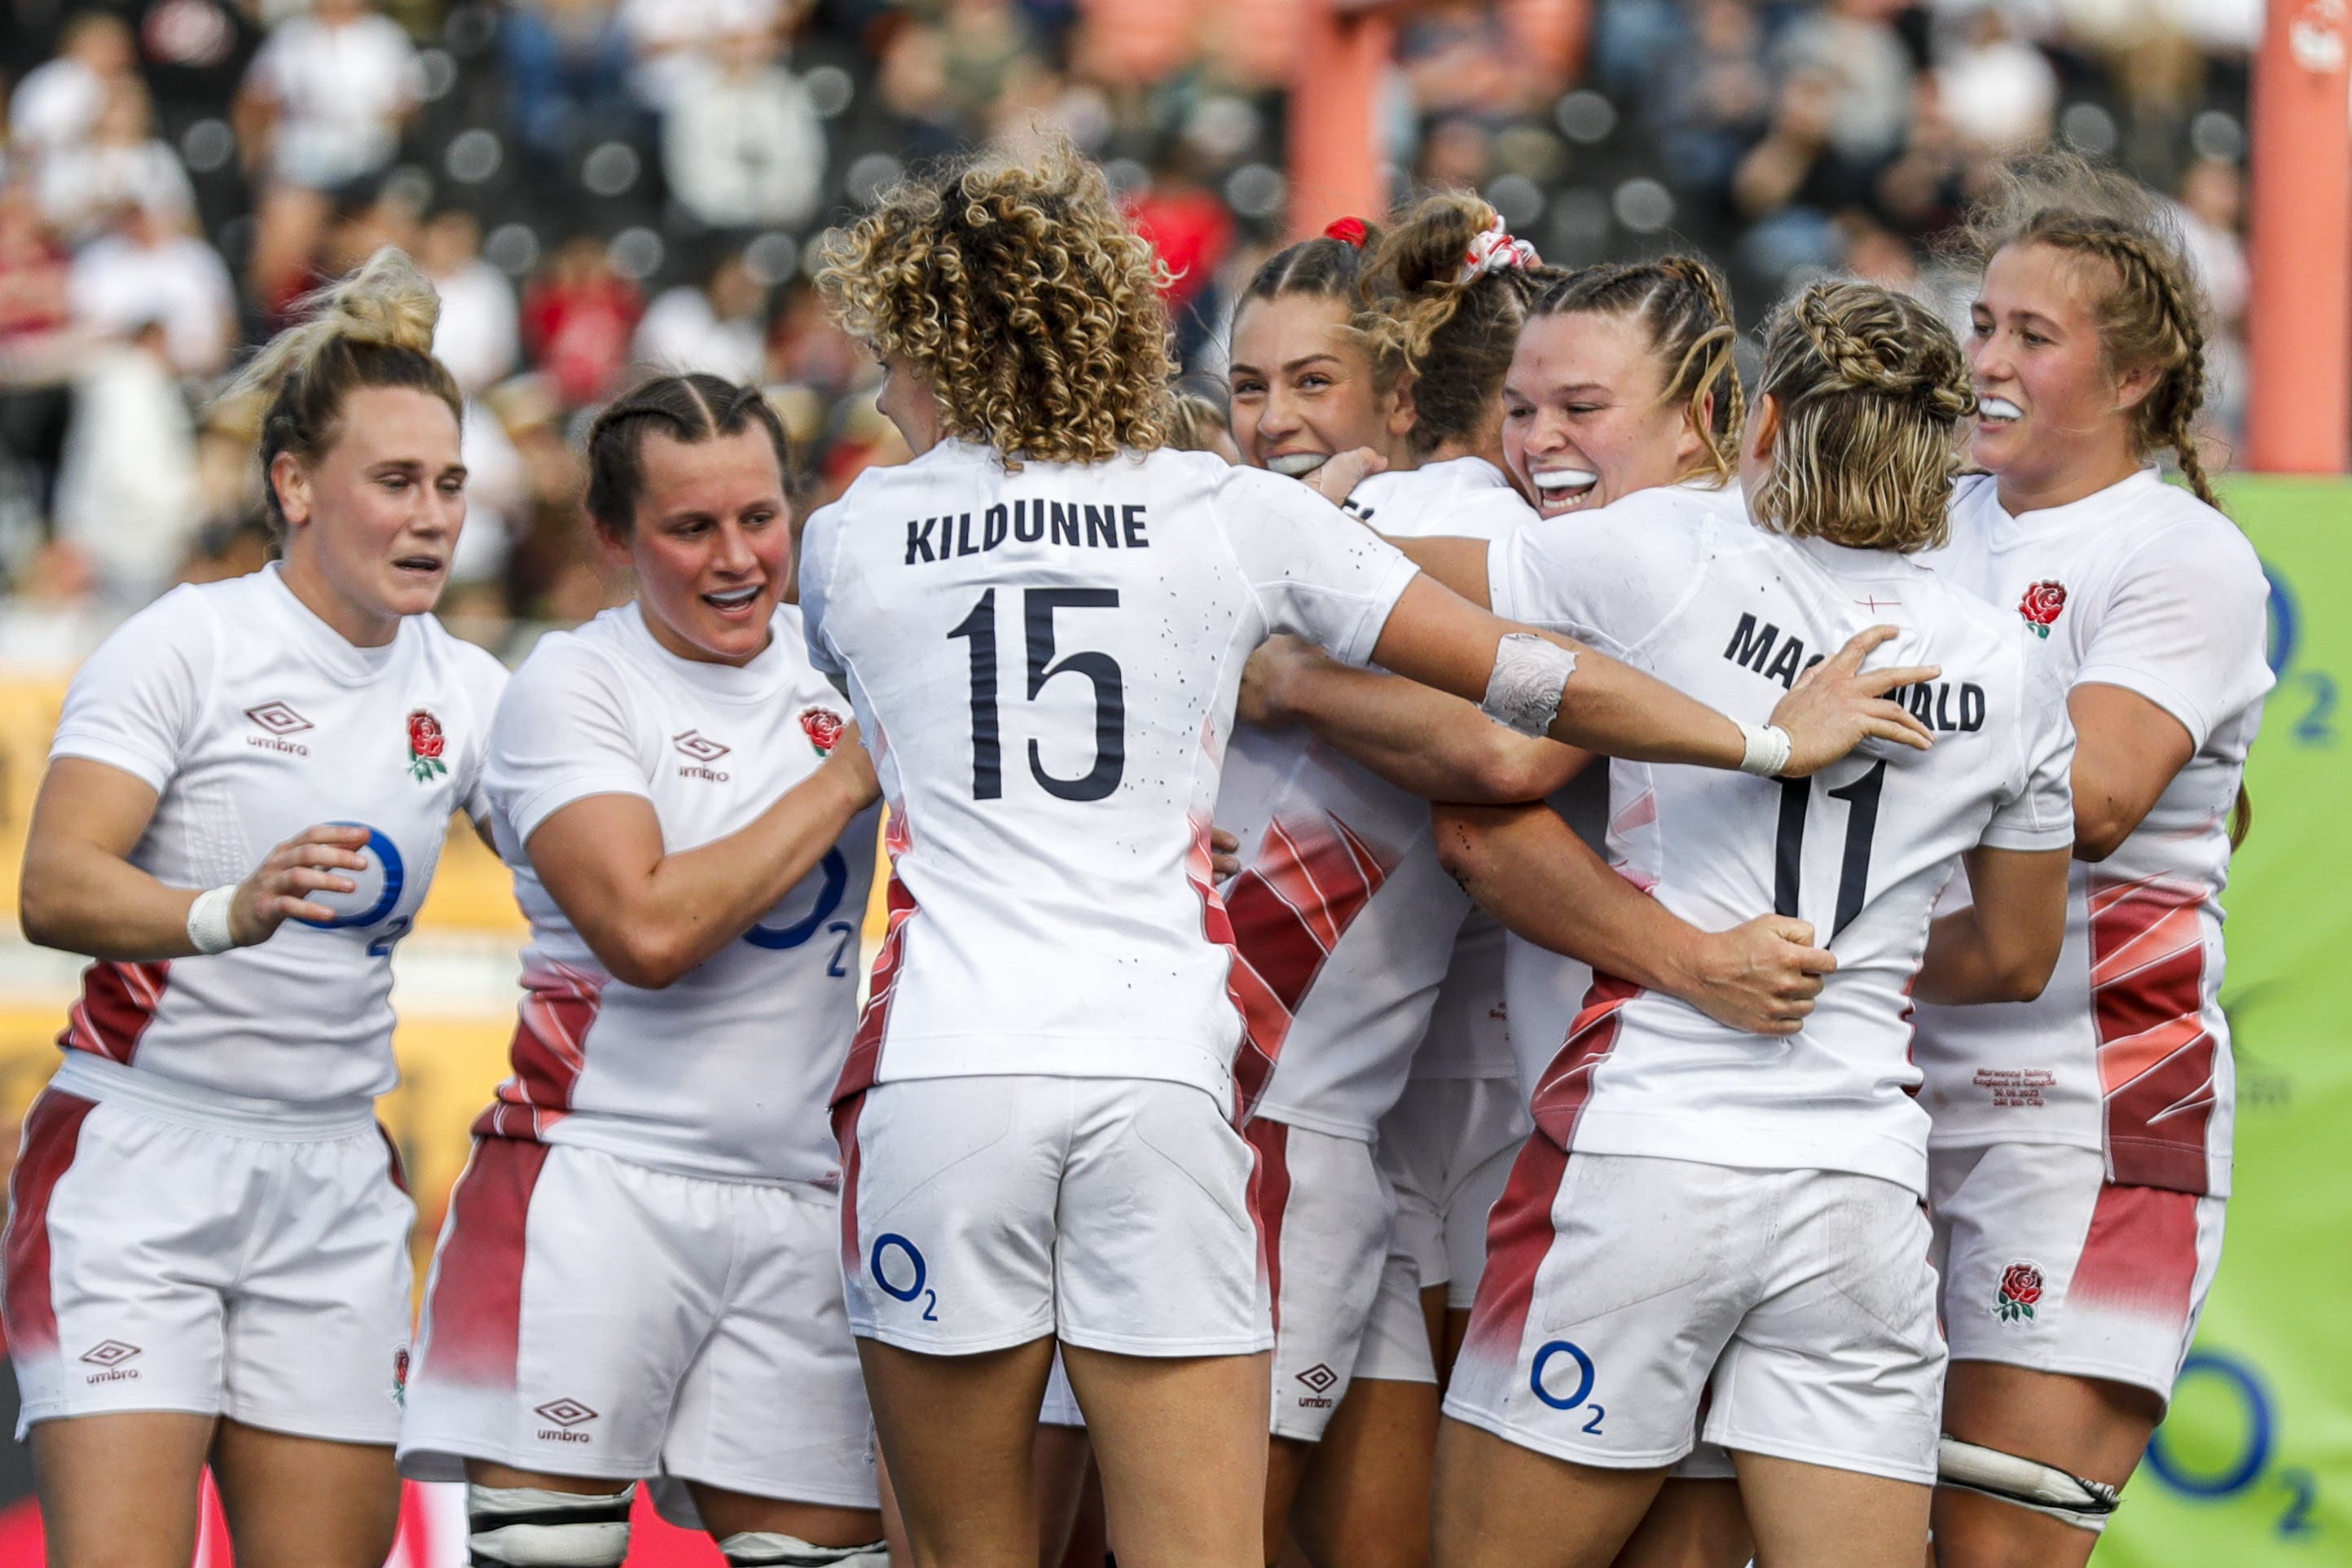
[79, 1340, 141, 1368]
[1295, 1363, 1339, 1395]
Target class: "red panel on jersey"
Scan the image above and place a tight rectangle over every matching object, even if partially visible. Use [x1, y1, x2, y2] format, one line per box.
[1529, 974, 1642, 1149]
[2090, 875, 2216, 1192]
[1245, 1118, 1293, 1332]
[419, 1138, 552, 1386]
[475, 961, 604, 1141]
[2069, 1178, 2199, 1328]
[1455, 1134, 1568, 1366]
[1215, 811, 1398, 1116]
[835, 812, 917, 1111]
[2, 1091, 98, 1354]
[59, 960, 168, 1065]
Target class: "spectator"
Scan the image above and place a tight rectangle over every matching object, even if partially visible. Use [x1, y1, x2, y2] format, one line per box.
[1933, 8, 2058, 152]
[1774, 0, 1916, 165]
[622, 0, 783, 109]
[235, 0, 421, 311]
[521, 236, 642, 407]
[37, 79, 198, 248]
[67, 199, 237, 380]
[633, 248, 767, 383]
[501, 0, 639, 166]
[52, 318, 201, 604]
[7, 11, 135, 160]
[420, 209, 520, 397]
[660, 26, 827, 233]
[1731, 67, 1873, 281]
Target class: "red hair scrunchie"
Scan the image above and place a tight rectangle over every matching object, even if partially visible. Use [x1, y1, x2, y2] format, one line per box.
[1322, 217, 1371, 248]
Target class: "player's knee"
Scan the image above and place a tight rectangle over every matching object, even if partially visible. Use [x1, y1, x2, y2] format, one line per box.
[465, 1485, 635, 1568]
[716, 1530, 890, 1567]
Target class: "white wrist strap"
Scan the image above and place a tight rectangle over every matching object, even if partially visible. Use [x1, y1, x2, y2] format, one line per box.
[1737, 722, 1792, 778]
[1481, 633, 1577, 738]
[186, 885, 238, 955]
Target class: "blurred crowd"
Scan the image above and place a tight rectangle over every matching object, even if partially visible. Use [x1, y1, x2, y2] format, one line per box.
[0, 0, 2258, 661]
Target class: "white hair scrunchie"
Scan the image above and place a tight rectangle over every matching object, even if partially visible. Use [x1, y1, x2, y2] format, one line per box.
[1459, 214, 1541, 283]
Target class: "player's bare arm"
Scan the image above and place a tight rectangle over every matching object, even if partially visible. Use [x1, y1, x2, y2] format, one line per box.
[1433, 800, 1834, 1037]
[1913, 845, 2073, 1005]
[2066, 683, 2196, 860]
[1240, 634, 1584, 803]
[20, 757, 371, 960]
[524, 728, 878, 990]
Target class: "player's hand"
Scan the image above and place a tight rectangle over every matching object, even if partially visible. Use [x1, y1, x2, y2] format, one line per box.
[1676, 915, 1835, 1037]
[1768, 626, 1939, 776]
[1238, 635, 1328, 728]
[231, 824, 371, 946]
[1306, 446, 1387, 507]
[820, 723, 881, 812]
[1210, 828, 1244, 881]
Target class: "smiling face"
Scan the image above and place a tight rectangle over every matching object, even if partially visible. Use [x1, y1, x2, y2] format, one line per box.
[609, 425, 791, 666]
[273, 384, 466, 643]
[1227, 293, 1412, 479]
[1501, 310, 1704, 518]
[1967, 242, 2154, 510]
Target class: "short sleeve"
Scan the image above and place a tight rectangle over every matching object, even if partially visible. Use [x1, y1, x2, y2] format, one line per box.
[1214, 467, 1419, 665]
[1983, 635, 2078, 852]
[50, 586, 216, 793]
[795, 500, 847, 676]
[451, 641, 512, 825]
[2073, 516, 2273, 750]
[1486, 491, 1709, 654]
[484, 641, 653, 845]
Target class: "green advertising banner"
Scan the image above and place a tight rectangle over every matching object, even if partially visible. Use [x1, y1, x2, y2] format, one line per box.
[2098, 477, 2352, 1562]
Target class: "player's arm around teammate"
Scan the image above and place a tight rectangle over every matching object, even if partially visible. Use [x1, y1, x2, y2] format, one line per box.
[1908, 153, 2274, 1568]
[394, 375, 887, 1568]
[8, 251, 499, 1568]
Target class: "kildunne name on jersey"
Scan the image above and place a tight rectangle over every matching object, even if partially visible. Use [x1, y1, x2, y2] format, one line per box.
[1722, 612, 1985, 732]
[904, 500, 1151, 565]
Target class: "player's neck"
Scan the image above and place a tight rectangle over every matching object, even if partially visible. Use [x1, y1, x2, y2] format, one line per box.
[1426, 430, 1509, 476]
[278, 553, 401, 648]
[1994, 441, 2142, 518]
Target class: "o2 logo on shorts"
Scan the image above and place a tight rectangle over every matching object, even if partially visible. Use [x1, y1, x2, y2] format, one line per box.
[744, 848, 856, 975]
[292, 821, 407, 939]
[870, 1232, 939, 1322]
[1530, 1340, 1605, 1434]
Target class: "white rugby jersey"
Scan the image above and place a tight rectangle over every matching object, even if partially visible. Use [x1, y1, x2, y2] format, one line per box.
[800, 439, 1419, 1113]
[46, 565, 505, 1108]
[477, 602, 878, 1186]
[1488, 483, 2076, 1194]
[1912, 471, 2270, 1197]
[1235, 457, 1529, 1135]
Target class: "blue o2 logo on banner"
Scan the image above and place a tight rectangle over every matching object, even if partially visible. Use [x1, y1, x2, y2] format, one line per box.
[2143, 1350, 2319, 1539]
[744, 848, 849, 950]
[293, 822, 406, 930]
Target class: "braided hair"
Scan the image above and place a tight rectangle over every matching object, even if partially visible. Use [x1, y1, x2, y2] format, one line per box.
[1749, 281, 1976, 552]
[586, 373, 793, 536]
[1961, 149, 2218, 508]
[1528, 254, 1746, 485]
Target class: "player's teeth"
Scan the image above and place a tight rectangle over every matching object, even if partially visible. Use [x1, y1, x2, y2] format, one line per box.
[1532, 468, 1598, 492]
[1979, 397, 2023, 420]
[706, 587, 758, 606]
[1267, 453, 1330, 478]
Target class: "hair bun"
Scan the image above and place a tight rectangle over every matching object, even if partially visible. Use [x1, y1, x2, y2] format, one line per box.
[323, 247, 442, 354]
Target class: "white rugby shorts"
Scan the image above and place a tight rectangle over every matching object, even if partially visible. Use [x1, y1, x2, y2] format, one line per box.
[400, 1140, 877, 1518]
[837, 1075, 1270, 1358]
[1251, 1118, 1408, 1439]
[1378, 1074, 1531, 1311]
[1929, 1140, 2225, 1403]
[1446, 1144, 1945, 1486]
[2, 1065, 414, 1443]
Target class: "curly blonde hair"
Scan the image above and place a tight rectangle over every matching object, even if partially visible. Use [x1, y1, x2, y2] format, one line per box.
[1749, 282, 1975, 553]
[1356, 192, 1540, 458]
[1960, 148, 2218, 509]
[1528, 254, 1746, 487]
[817, 139, 1176, 467]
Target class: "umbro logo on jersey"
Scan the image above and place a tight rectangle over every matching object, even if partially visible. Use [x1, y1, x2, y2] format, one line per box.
[534, 1398, 599, 1443]
[245, 701, 312, 756]
[673, 730, 732, 783]
[80, 1340, 143, 1384]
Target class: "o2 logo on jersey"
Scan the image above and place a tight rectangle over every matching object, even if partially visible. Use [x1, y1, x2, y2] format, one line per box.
[1529, 1340, 1605, 1434]
[870, 1232, 939, 1321]
[743, 849, 855, 975]
[293, 822, 407, 934]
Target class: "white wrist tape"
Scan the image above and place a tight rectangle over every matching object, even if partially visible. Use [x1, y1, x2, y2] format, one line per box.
[1481, 633, 1576, 737]
[186, 885, 238, 955]
[1737, 722, 1792, 778]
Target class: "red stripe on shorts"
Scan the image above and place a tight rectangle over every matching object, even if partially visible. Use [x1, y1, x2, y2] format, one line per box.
[1246, 1118, 1293, 1333]
[834, 812, 918, 1109]
[474, 961, 604, 1141]
[59, 960, 169, 1065]
[831, 1090, 868, 1276]
[419, 1138, 551, 1386]
[2090, 874, 2217, 1192]
[1457, 1134, 1569, 1366]
[2, 1091, 99, 1354]
[1528, 973, 1641, 1149]
[2068, 1179, 2200, 1329]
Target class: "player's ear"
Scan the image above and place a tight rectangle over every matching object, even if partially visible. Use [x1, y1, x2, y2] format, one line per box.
[270, 450, 311, 529]
[1746, 393, 1783, 467]
[1386, 371, 1419, 442]
[591, 517, 634, 573]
